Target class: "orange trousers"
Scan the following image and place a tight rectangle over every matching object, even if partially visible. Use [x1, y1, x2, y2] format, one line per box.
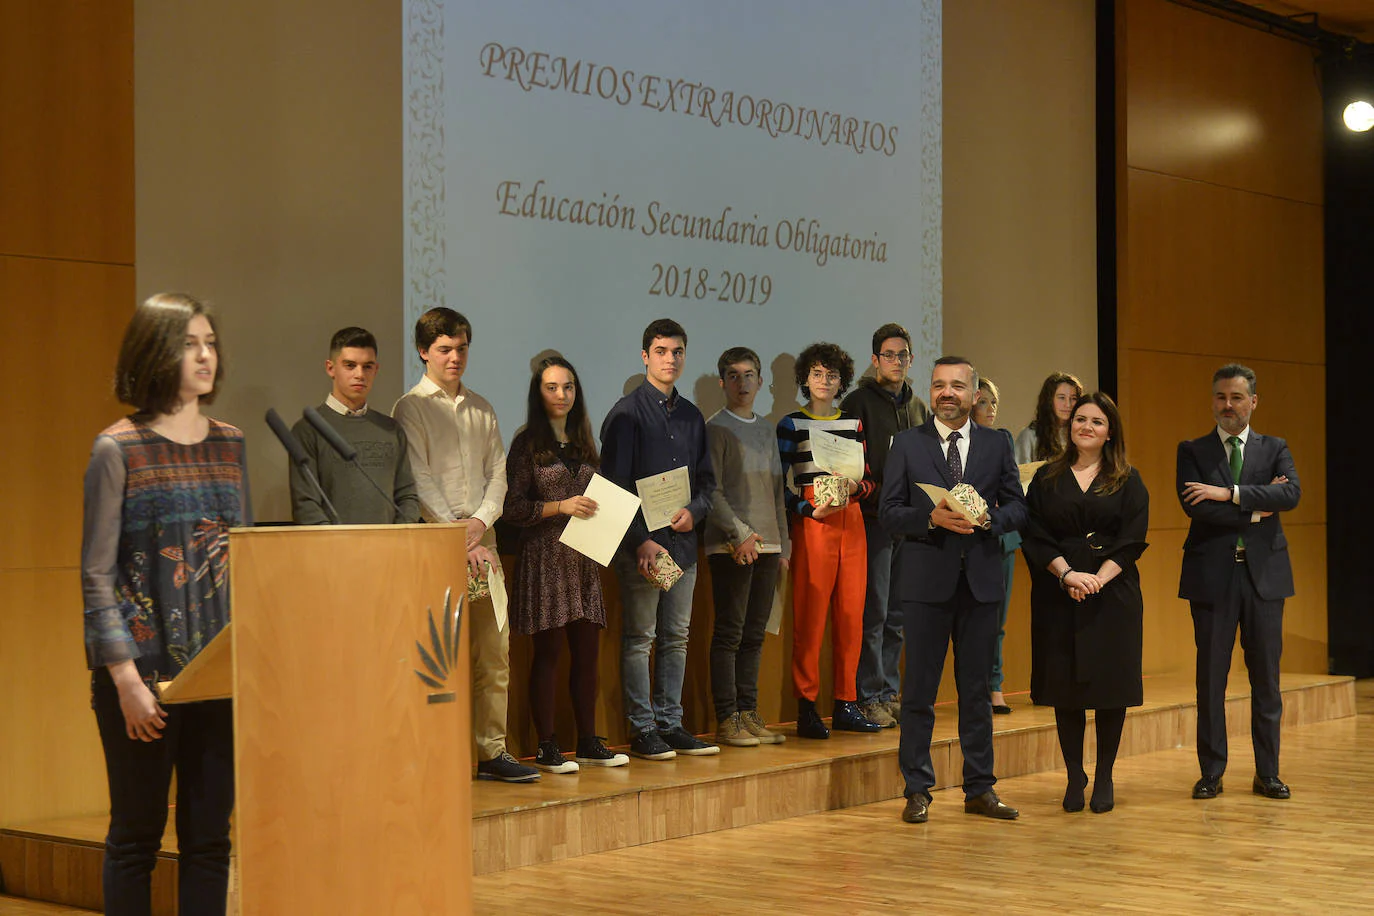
[790, 490, 867, 702]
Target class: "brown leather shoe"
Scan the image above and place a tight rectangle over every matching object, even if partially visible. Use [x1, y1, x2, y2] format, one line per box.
[901, 795, 929, 823]
[1252, 775, 1290, 799]
[964, 790, 1019, 819]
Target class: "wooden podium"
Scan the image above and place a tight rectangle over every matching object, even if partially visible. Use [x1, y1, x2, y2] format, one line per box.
[161, 524, 472, 915]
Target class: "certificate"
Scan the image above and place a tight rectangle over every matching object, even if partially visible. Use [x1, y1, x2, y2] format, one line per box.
[559, 474, 641, 567]
[808, 426, 864, 480]
[1018, 461, 1046, 495]
[635, 466, 691, 532]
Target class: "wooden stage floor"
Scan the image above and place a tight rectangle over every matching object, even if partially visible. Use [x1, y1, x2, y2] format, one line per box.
[474, 677, 1374, 915]
[0, 672, 1360, 914]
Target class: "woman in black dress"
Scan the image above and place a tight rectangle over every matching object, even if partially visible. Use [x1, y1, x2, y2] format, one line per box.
[1023, 392, 1148, 814]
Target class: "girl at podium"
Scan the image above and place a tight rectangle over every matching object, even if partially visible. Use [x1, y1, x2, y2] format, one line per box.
[504, 355, 628, 773]
[81, 293, 249, 915]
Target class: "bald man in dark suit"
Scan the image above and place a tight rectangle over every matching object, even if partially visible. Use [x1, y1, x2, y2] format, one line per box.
[1177, 363, 1300, 801]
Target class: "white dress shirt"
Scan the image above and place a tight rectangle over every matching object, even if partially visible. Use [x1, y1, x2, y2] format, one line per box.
[392, 375, 507, 528]
[934, 415, 973, 471]
[1216, 425, 1261, 523]
[326, 393, 368, 417]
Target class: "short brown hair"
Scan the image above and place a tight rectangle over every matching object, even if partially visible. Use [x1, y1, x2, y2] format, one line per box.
[415, 307, 472, 355]
[115, 292, 222, 416]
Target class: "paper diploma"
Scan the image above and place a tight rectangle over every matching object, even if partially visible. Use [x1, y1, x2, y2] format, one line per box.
[1018, 461, 1046, 495]
[635, 466, 691, 532]
[916, 483, 982, 524]
[809, 426, 864, 480]
[559, 474, 641, 567]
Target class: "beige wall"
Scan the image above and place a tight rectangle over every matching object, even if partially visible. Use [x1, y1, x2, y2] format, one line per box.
[135, 0, 404, 523]
[944, 0, 1100, 428]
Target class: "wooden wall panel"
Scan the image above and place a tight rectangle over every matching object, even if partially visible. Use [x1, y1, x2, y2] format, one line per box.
[1123, 169, 1323, 363]
[0, 256, 133, 571]
[0, 0, 134, 264]
[1119, 0, 1327, 681]
[1123, 0, 1322, 203]
[1, 0, 134, 830]
[0, 570, 107, 825]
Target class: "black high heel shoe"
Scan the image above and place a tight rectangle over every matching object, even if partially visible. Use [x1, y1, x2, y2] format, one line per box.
[1063, 771, 1088, 812]
[1090, 777, 1115, 813]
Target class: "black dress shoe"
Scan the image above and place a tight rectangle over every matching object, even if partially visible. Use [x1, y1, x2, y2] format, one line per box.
[796, 698, 830, 739]
[1253, 775, 1291, 799]
[1192, 775, 1223, 799]
[964, 790, 1019, 820]
[832, 700, 883, 733]
[901, 794, 929, 823]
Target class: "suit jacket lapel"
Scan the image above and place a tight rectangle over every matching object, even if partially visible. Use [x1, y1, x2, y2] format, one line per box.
[1240, 433, 1266, 485]
[1200, 434, 1231, 484]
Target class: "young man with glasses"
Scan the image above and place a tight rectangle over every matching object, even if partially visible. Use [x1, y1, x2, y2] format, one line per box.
[840, 323, 930, 727]
[777, 342, 883, 739]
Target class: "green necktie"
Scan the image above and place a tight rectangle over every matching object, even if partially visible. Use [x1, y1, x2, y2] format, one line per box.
[1229, 435, 1244, 547]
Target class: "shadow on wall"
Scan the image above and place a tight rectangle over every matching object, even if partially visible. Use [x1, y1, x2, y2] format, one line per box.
[767, 352, 801, 425]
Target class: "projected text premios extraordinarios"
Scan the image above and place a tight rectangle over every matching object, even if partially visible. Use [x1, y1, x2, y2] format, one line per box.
[494, 179, 891, 271]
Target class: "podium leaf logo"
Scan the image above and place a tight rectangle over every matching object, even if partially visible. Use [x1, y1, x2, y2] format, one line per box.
[414, 587, 463, 704]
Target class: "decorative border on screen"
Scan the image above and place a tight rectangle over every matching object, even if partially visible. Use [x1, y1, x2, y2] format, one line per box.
[917, 0, 943, 373]
[404, 0, 446, 386]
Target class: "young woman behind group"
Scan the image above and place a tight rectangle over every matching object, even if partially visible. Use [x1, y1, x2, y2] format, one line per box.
[503, 355, 628, 772]
[82, 293, 250, 915]
[1015, 371, 1084, 464]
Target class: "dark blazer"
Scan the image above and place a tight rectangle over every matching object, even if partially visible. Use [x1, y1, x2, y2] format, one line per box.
[879, 418, 1028, 604]
[1176, 430, 1300, 603]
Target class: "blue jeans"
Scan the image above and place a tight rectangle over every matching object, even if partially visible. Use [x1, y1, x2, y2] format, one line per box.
[989, 549, 1016, 692]
[613, 554, 699, 734]
[857, 516, 903, 705]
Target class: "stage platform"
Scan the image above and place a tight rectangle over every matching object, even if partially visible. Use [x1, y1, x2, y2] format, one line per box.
[0, 672, 1352, 914]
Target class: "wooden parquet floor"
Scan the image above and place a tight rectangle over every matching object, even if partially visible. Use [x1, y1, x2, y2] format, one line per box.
[474, 680, 1374, 915]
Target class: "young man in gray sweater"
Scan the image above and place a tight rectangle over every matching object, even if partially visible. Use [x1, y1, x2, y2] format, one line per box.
[705, 346, 791, 747]
[290, 326, 421, 525]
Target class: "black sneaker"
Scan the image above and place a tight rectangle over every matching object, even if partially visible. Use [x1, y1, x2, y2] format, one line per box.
[534, 739, 579, 775]
[630, 727, 677, 761]
[796, 698, 830, 739]
[659, 725, 721, 756]
[476, 751, 540, 782]
[574, 735, 629, 768]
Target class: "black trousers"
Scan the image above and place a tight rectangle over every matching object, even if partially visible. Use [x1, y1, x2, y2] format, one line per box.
[1190, 563, 1285, 779]
[899, 572, 998, 800]
[92, 668, 235, 916]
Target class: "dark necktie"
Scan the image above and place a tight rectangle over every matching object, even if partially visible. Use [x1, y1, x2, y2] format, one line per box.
[946, 430, 963, 485]
[1229, 435, 1244, 547]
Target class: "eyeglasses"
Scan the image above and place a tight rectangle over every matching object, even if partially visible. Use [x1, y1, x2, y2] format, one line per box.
[878, 350, 912, 364]
[807, 368, 841, 384]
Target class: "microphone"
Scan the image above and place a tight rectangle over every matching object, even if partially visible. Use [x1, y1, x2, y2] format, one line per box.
[302, 405, 358, 462]
[302, 405, 406, 520]
[266, 408, 340, 524]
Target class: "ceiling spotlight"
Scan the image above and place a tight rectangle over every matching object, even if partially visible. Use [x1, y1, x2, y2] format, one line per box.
[1344, 100, 1374, 132]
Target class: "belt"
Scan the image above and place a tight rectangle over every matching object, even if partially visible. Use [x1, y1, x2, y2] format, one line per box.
[1234, 546, 1247, 564]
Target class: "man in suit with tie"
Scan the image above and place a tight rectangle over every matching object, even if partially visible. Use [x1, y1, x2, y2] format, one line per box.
[880, 356, 1027, 823]
[1178, 363, 1300, 801]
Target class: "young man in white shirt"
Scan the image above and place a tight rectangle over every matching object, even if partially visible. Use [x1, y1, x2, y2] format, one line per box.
[393, 307, 537, 782]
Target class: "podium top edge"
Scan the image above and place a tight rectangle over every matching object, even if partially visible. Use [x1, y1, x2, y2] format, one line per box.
[229, 522, 467, 534]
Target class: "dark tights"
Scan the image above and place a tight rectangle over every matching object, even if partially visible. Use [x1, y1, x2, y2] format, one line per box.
[1055, 707, 1126, 809]
[529, 620, 600, 743]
